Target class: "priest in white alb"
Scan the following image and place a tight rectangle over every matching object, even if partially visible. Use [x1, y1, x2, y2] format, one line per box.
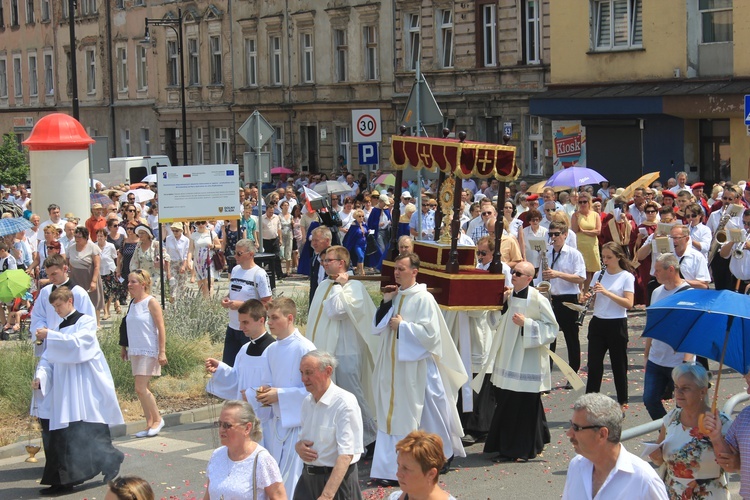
[472, 260, 558, 463]
[33, 287, 124, 496]
[305, 245, 379, 453]
[370, 252, 467, 485]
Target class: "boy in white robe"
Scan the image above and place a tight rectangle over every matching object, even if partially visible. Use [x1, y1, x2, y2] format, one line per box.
[305, 245, 379, 452]
[371, 252, 467, 485]
[257, 297, 316, 496]
[33, 287, 124, 495]
[205, 299, 275, 447]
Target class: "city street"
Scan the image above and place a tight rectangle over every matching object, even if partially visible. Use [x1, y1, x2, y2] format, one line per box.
[0, 281, 747, 499]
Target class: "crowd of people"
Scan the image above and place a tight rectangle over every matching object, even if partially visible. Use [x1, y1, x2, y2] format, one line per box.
[14, 165, 750, 499]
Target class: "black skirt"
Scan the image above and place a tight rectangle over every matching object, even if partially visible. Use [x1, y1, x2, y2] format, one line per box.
[458, 373, 496, 435]
[483, 388, 550, 460]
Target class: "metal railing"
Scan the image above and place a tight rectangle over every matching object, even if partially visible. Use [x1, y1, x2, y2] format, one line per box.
[622, 392, 750, 442]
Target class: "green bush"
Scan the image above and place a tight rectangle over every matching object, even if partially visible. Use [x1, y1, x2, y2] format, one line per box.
[0, 341, 35, 415]
[164, 288, 228, 344]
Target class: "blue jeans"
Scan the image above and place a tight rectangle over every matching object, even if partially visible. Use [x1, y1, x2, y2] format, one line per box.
[643, 360, 675, 420]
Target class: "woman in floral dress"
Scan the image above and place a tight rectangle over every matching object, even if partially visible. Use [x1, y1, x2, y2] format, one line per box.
[649, 364, 731, 499]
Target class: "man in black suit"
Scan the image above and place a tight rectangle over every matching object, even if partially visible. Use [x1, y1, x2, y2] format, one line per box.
[309, 226, 332, 305]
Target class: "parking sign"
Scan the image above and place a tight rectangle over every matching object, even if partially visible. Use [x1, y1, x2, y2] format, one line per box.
[358, 143, 379, 165]
[745, 95, 750, 125]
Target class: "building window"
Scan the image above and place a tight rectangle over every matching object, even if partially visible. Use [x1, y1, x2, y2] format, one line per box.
[481, 4, 497, 67]
[194, 127, 204, 164]
[213, 127, 230, 164]
[115, 0, 123, 9]
[41, 0, 49, 21]
[334, 29, 347, 82]
[141, 128, 150, 156]
[81, 0, 96, 15]
[25, 0, 33, 23]
[86, 48, 96, 93]
[13, 56, 21, 98]
[61, 0, 67, 19]
[0, 3, 4, 26]
[11, 0, 19, 26]
[28, 53, 37, 96]
[136, 45, 148, 90]
[188, 38, 199, 85]
[134, 0, 144, 6]
[405, 13, 421, 71]
[167, 40, 178, 86]
[209, 35, 222, 84]
[527, 116, 544, 176]
[244, 38, 257, 86]
[437, 9, 454, 69]
[523, 0, 541, 64]
[272, 126, 284, 168]
[336, 126, 351, 168]
[592, 0, 642, 50]
[270, 35, 282, 86]
[700, 0, 732, 43]
[116, 46, 127, 92]
[363, 26, 378, 80]
[122, 129, 131, 156]
[0, 58, 7, 98]
[301, 32, 314, 84]
[43, 52, 53, 95]
[65, 50, 72, 96]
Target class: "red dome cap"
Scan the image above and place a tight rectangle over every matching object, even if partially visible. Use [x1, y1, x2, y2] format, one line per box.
[22, 113, 95, 151]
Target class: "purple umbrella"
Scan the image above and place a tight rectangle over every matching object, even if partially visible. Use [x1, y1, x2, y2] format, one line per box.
[545, 167, 607, 189]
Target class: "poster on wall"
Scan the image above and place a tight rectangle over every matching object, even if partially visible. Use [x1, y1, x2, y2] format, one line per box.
[552, 121, 586, 171]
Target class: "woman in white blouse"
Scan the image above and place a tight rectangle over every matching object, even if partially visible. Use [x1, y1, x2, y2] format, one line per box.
[96, 229, 119, 320]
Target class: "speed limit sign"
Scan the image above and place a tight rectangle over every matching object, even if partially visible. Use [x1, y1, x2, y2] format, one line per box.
[352, 109, 382, 143]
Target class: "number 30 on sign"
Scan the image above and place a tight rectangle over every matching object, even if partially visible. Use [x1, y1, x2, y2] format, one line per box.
[352, 109, 382, 143]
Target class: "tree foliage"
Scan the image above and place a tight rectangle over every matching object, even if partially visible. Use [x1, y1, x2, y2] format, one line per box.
[0, 134, 30, 186]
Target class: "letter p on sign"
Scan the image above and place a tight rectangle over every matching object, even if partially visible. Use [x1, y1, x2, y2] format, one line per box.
[358, 143, 379, 165]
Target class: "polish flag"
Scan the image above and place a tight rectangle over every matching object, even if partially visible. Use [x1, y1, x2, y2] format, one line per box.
[303, 186, 322, 213]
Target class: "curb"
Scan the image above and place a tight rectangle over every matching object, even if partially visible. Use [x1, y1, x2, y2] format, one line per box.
[0, 405, 214, 460]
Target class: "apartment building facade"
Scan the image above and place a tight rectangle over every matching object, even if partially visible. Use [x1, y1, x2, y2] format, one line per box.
[530, 0, 750, 186]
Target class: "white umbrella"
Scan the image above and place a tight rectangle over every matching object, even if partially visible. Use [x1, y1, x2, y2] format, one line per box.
[313, 180, 352, 196]
[89, 178, 103, 188]
[119, 188, 155, 203]
[142, 174, 158, 184]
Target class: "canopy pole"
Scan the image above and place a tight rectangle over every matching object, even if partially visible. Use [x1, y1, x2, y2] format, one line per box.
[699, 315, 733, 434]
[388, 127, 407, 261]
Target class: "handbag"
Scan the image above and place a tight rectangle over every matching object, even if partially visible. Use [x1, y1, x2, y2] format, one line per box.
[211, 249, 227, 270]
[118, 299, 134, 347]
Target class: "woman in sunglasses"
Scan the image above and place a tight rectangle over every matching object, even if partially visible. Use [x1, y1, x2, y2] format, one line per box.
[633, 201, 660, 306]
[571, 192, 601, 294]
[116, 221, 141, 285]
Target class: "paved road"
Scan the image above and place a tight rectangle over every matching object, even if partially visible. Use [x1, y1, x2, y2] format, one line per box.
[0, 279, 747, 499]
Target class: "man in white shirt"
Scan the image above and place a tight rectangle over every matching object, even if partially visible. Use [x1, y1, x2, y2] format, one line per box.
[409, 197, 436, 241]
[670, 224, 710, 289]
[37, 204, 66, 242]
[562, 393, 668, 500]
[719, 208, 750, 293]
[628, 188, 647, 226]
[707, 186, 743, 290]
[294, 351, 364, 499]
[643, 254, 693, 420]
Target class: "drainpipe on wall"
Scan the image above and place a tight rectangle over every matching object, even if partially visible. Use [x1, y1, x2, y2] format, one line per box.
[105, 0, 116, 156]
[285, 0, 295, 169]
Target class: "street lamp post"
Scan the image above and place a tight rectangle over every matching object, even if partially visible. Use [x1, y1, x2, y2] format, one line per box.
[143, 8, 187, 166]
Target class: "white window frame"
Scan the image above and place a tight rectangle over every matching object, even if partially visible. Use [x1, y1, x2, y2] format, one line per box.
[85, 48, 96, 94]
[301, 32, 314, 84]
[27, 53, 37, 97]
[11, 0, 19, 26]
[437, 9, 454, 69]
[188, 38, 199, 86]
[41, 0, 49, 21]
[141, 128, 150, 156]
[363, 26, 378, 80]
[334, 29, 347, 82]
[271, 126, 284, 168]
[525, 0, 542, 64]
[699, 0, 733, 44]
[209, 35, 222, 84]
[116, 46, 127, 92]
[25, 0, 34, 23]
[43, 51, 53, 95]
[592, 0, 643, 51]
[122, 129, 131, 157]
[270, 35, 282, 86]
[194, 127, 204, 165]
[81, 0, 96, 15]
[336, 126, 351, 168]
[482, 4, 497, 67]
[406, 13, 421, 71]
[136, 45, 148, 91]
[213, 127, 230, 164]
[244, 37, 257, 87]
[12, 55, 22, 98]
[0, 58, 8, 98]
[527, 115, 544, 176]
[167, 39, 178, 86]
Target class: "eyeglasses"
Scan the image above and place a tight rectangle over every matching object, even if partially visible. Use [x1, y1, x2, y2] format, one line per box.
[548, 232, 562, 237]
[578, 200, 589, 205]
[690, 213, 702, 218]
[545, 208, 555, 213]
[126, 227, 135, 231]
[476, 250, 488, 257]
[569, 421, 603, 432]
[320, 258, 343, 264]
[722, 197, 733, 201]
[196, 221, 207, 225]
[127, 209, 136, 213]
[46, 246, 57, 250]
[428, 204, 437, 208]
[513, 271, 532, 278]
[214, 420, 242, 430]
[644, 210, 656, 214]
[481, 211, 493, 216]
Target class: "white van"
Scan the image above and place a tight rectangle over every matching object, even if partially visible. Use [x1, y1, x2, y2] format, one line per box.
[99, 156, 172, 187]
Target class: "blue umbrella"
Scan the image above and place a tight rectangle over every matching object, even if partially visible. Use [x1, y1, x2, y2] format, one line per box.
[0, 217, 33, 238]
[644, 289, 750, 420]
[545, 167, 607, 188]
